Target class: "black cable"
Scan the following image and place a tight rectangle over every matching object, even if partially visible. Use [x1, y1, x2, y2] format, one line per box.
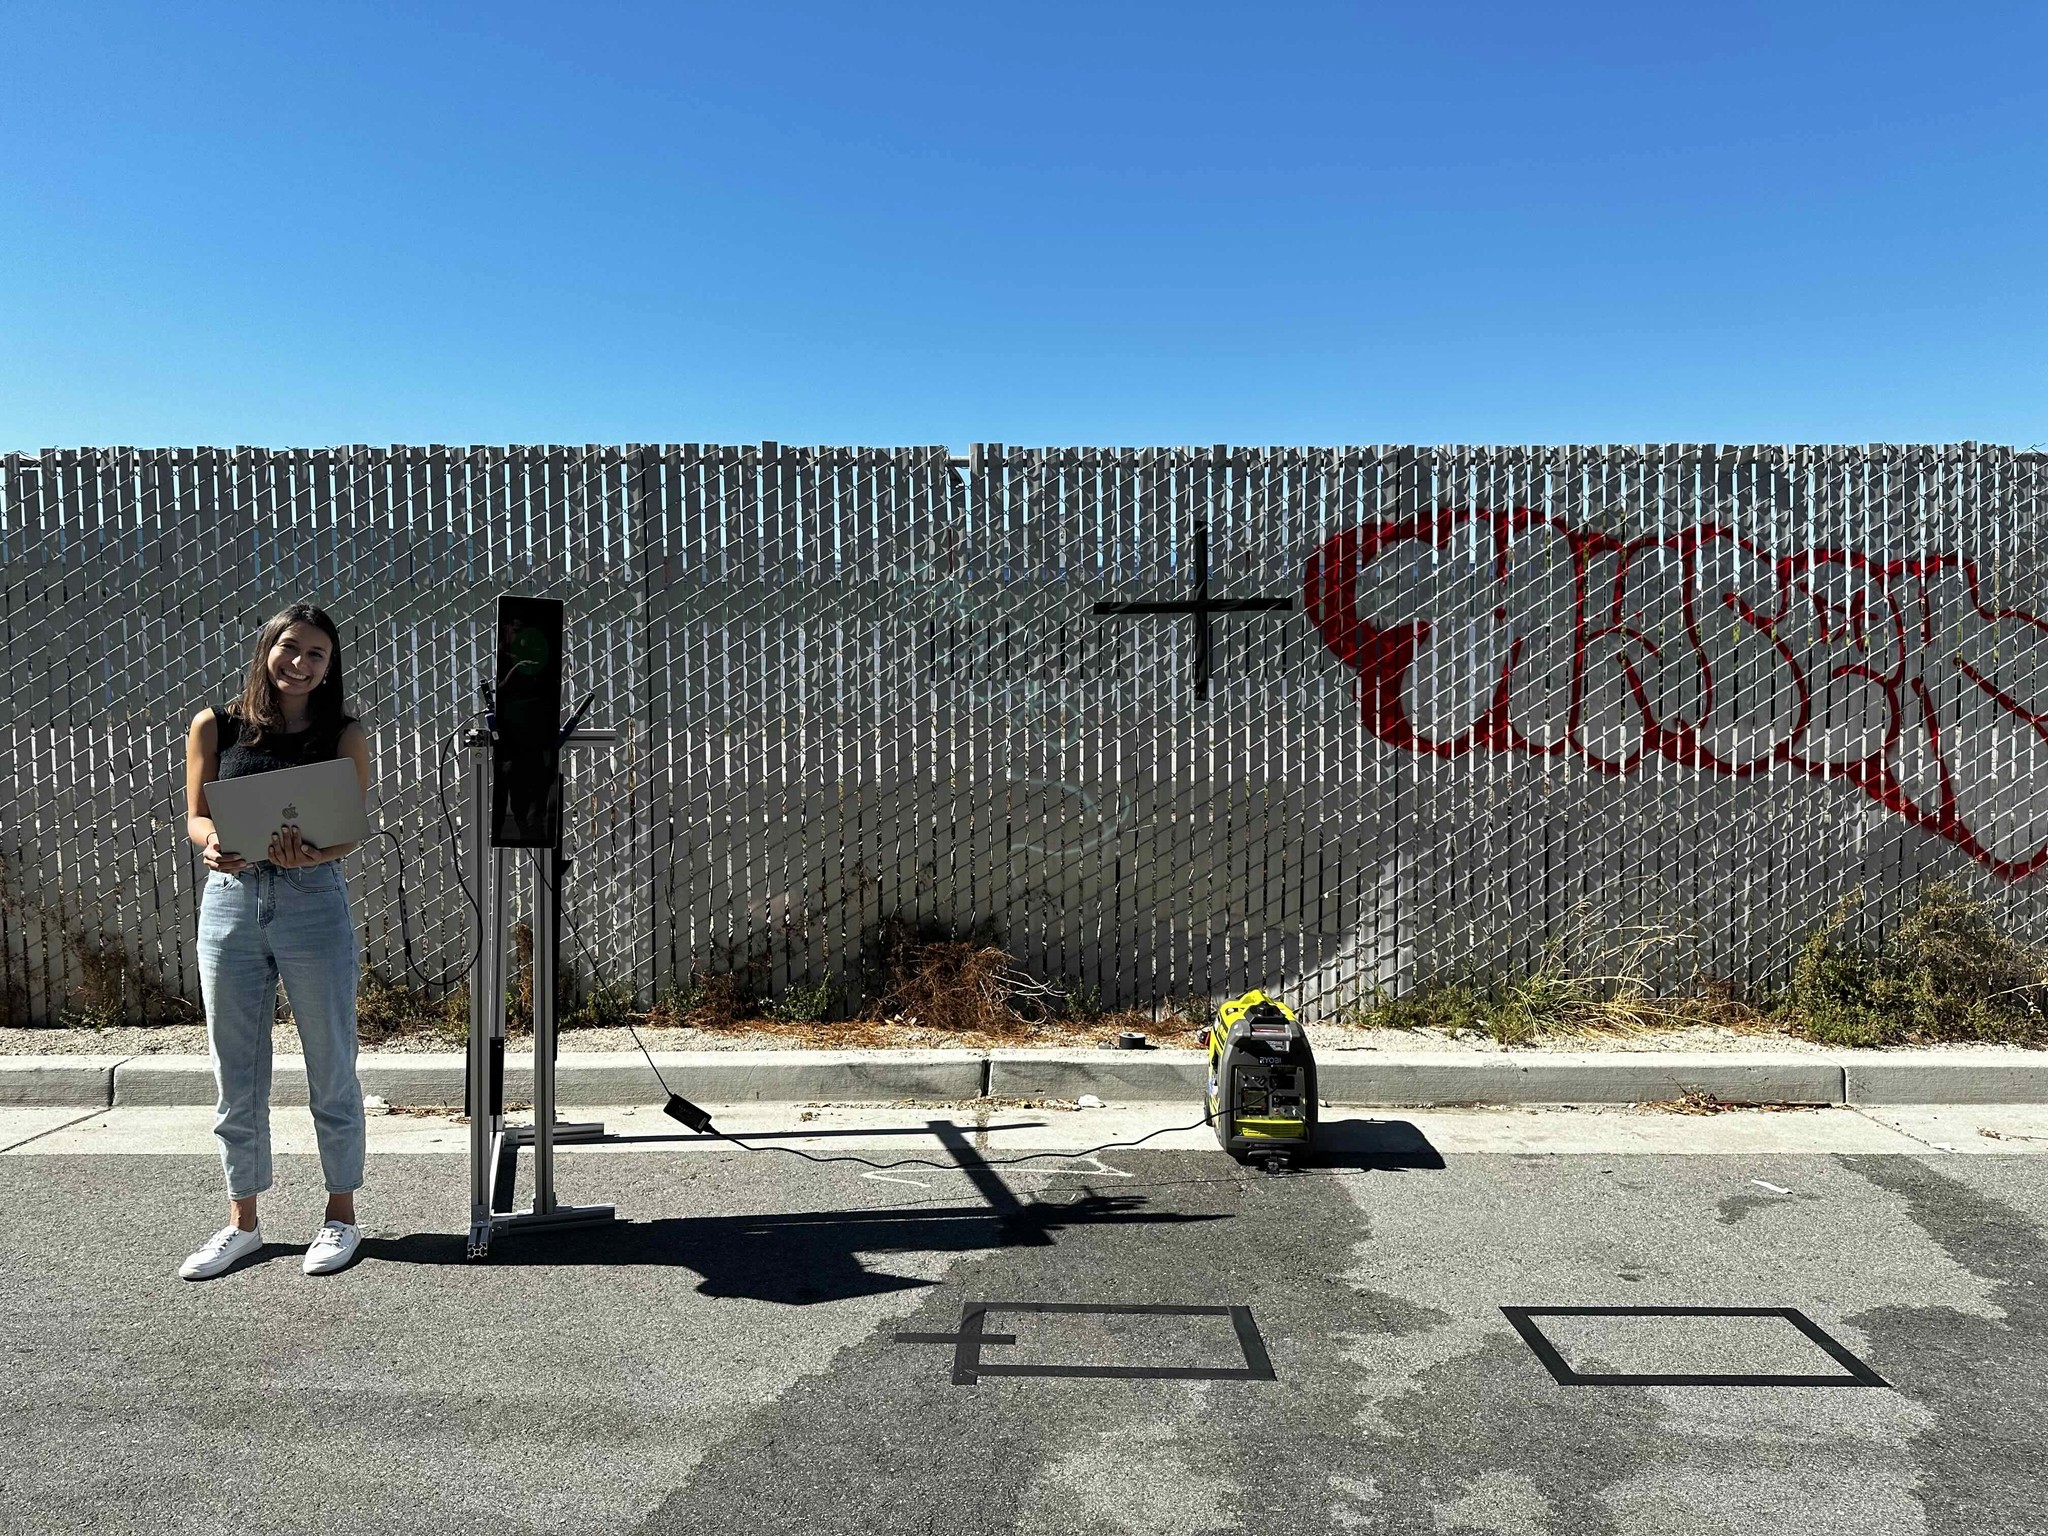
[350, 712, 1222, 1172]
[361, 707, 1210, 1174]
[691, 1110, 1223, 1173]
[522, 846, 1224, 1172]
[518, 845, 675, 1096]
[364, 721, 484, 995]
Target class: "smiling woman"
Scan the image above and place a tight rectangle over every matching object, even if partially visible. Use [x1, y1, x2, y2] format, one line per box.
[179, 601, 374, 1282]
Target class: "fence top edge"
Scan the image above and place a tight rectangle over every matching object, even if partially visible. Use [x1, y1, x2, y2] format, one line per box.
[2, 441, 2038, 459]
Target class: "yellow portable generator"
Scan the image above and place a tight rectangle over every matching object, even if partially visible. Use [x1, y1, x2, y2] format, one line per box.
[1205, 990, 1317, 1165]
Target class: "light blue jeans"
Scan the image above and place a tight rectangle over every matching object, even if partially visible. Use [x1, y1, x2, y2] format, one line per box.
[197, 860, 364, 1199]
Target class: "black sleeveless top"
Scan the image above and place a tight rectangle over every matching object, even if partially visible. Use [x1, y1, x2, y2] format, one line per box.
[212, 706, 355, 781]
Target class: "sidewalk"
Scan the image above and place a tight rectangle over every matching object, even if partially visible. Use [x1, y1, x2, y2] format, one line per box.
[5, 1045, 2048, 1108]
[6, 1096, 2048, 1160]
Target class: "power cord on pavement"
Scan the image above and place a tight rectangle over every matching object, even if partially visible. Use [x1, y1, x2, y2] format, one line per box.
[523, 845, 1223, 1171]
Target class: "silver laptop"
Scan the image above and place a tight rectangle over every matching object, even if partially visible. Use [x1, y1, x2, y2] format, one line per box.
[204, 759, 373, 861]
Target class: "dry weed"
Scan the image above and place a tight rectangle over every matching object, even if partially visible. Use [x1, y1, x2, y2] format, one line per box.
[1637, 1087, 1815, 1114]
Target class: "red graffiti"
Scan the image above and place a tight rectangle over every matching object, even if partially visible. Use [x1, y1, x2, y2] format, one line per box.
[1305, 510, 2048, 879]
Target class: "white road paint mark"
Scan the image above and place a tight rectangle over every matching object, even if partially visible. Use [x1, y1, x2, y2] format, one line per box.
[1751, 1179, 1792, 1195]
[860, 1172, 931, 1189]
[1020, 1153, 1133, 1179]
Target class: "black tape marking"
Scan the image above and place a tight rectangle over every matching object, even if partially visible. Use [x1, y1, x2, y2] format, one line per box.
[895, 1301, 1277, 1387]
[1501, 1306, 1889, 1388]
[1092, 516, 1294, 702]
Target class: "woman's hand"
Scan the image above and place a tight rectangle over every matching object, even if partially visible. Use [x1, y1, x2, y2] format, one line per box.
[203, 831, 248, 874]
[269, 825, 325, 869]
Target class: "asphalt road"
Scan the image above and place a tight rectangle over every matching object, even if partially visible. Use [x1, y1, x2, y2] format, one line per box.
[4, 1116, 2044, 1535]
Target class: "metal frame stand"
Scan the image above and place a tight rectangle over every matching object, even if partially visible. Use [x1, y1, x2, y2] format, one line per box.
[465, 725, 620, 1259]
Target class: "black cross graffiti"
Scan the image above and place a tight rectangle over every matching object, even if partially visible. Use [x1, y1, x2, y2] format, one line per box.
[1093, 519, 1295, 702]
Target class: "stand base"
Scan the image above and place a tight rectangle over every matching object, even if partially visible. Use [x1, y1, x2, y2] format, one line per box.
[470, 1119, 616, 1258]
[503, 1121, 608, 1145]
[467, 1203, 617, 1260]
[488, 1121, 609, 1213]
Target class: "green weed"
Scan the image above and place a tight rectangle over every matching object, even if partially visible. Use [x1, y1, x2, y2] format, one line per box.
[356, 964, 467, 1043]
[564, 976, 640, 1031]
[767, 980, 838, 1023]
[1339, 904, 1702, 1045]
[58, 926, 202, 1031]
[1781, 881, 2048, 1047]
[1061, 984, 1103, 1023]
[649, 961, 765, 1030]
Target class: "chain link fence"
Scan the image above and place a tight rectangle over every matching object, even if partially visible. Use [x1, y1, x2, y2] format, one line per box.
[5, 442, 2045, 1029]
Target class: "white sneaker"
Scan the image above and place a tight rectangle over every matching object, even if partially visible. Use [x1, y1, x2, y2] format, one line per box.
[302, 1220, 361, 1275]
[180, 1224, 263, 1280]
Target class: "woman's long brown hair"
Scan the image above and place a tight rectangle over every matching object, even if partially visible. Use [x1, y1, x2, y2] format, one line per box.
[231, 602, 351, 747]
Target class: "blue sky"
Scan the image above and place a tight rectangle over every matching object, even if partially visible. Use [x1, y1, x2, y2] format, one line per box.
[5, 1, 2044, 449]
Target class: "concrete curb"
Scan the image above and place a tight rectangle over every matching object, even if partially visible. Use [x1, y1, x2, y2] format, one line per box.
[2, 1048, 2044, 1109]
[993, 1051, 1847, 1106]
[1318, 1053, 1847, 1107]
[989, 1049, 1207, 1101]
[560, 1050, 987, 1104]
[0, 1056, 128, 1107]
[111, 1057, 237, 1106]
[103, 1050, 987, 1109]
[1843, 1053, 2048, 1105]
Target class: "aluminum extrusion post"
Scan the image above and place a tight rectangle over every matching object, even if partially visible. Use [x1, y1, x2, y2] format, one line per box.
[533, 797, 559, 1216]
[469, 727, 616, 1254]
[466, 728, 497, 1258]
[486, 837, 510, 1214]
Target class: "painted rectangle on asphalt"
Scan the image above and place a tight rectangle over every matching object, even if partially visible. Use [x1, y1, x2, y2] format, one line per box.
[1503, 1306, 1888, 1388]
[897, 1302, 1277, 1386]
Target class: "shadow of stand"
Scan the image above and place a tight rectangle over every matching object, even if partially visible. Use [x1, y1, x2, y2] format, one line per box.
[361, 1119, 1231, 1305]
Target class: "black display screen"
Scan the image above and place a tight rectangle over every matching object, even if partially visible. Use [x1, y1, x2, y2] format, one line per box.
[491, 595, 564, 848]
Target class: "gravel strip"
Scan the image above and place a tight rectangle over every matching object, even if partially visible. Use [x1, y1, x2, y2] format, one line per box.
[5, 1021, 2040, 1057]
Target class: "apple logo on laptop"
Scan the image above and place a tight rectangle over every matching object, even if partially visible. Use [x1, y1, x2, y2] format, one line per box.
[281, 803, 298, 820]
